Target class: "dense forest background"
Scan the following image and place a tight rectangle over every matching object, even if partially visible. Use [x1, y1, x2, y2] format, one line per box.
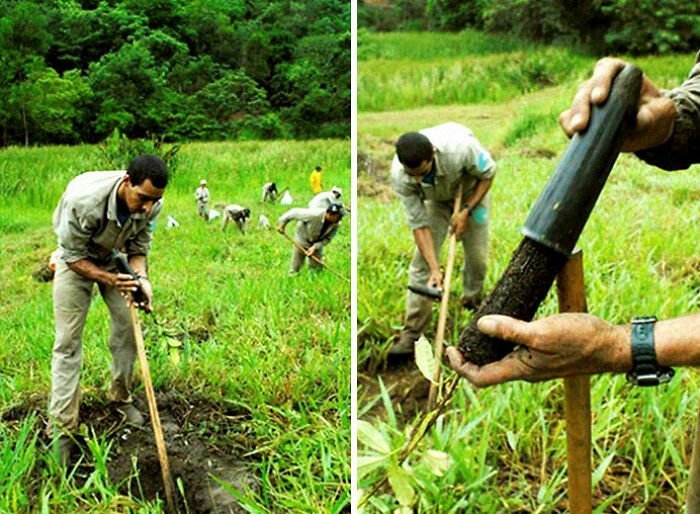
[0, 0, 350, 146]
[360, 0, 700, 56]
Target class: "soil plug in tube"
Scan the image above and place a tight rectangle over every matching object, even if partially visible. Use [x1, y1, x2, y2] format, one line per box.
[458, 64, 642, 366]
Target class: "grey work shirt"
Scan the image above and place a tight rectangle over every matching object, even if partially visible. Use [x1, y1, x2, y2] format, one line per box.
[308, 191, 338, 209]
[53, 171, 162, 264]
[391, 122, 496, 230]
[278, 207, 340, 249]
[636, 52, 700, 171]
[195, 186, 210, 203]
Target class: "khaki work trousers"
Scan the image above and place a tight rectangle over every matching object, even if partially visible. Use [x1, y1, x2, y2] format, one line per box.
[401, 194, 490, 346]
[49, 260, 136, 434]
[290, 241, 324, 273]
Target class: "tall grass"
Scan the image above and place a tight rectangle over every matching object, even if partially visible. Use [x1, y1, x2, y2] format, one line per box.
[358, 31, 697, 113]
[0, 139, 350, 512]
[358, 43, 700, 512]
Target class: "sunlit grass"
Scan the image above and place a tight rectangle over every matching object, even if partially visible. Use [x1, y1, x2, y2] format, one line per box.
[0, 139, 351, 513]
[358, 42, 700, 512]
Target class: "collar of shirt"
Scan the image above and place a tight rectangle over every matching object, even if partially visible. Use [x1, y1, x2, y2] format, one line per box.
[106, 176, 149, 227]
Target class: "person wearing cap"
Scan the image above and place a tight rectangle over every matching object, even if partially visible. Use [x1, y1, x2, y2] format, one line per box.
[277, 202, 345, 274]
[391, 122, 496, 356]
[308, 186, 342, 209]
[195, 179, 210, 220]
[49, 155, 168, 466]
[309, 165, 323, 194]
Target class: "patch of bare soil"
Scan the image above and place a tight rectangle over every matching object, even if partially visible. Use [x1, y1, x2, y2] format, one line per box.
[359, 359, 430, 423]
[2, 392, 258, 514]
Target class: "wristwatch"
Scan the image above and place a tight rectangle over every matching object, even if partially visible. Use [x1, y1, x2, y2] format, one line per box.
[625, 316, 674, 386]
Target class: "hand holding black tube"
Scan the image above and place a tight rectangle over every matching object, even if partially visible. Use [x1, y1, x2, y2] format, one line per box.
[111, 250, 152, 312]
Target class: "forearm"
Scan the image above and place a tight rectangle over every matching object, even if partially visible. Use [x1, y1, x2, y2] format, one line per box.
[653, 314, 700, 367]
[67, 259, 116, 286]
[603, 314, 700, 370]
[413, 227, 439, 274]
[128, 254, 148, 278]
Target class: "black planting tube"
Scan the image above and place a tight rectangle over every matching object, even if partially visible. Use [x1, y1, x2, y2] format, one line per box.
[112, 250, 149, 307]
[458, 64, 642, 366]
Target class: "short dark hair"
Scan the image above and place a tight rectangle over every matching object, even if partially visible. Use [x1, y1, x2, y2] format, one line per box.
[315, 166, 322, 171]
[395, 132, 433, 169]
[127, 154, 168, 188]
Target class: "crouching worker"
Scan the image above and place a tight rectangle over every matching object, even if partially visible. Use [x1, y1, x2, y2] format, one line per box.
[277, 202, 346, 274]
[221, 204, 251, 233]
[49, 154, 168, 467]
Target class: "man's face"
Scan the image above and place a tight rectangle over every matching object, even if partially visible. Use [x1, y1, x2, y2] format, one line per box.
[123, 176, 165, 214]
[403, 159, 433, 182]
[326, 212, 342, 224]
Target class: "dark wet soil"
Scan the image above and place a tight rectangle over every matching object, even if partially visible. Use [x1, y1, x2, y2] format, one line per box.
[459, 238, 567, 365]
[2, 391, 258, 514]
[359, 359, 430, 423]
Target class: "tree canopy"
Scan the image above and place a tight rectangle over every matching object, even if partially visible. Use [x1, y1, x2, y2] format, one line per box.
[0, 0, 350, 145]
[360, 0, 700, 56]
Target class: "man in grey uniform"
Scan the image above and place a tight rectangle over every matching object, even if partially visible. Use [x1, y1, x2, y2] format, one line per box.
[309, 186, 342, 209]
[195, 179, 210, 220]
[277, 202, 345, 274]
[391, 122, 496, 355]
[50, 154, 168, 465]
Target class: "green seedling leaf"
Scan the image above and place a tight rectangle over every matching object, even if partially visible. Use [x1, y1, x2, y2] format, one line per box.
[388, 462, 415, 507]
[357, 420, 390, 455]
[415, 336, 437, 384]
[357, 455, 389, 480]
[424, 449, 452, 477]
[169, 347, 181, 365]
[166, 337, 182, 348]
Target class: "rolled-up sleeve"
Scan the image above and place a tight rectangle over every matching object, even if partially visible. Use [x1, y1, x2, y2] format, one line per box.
[54, 201, 96, 263]
[126, 201, 162, 257]
[636, 60, 700, 171]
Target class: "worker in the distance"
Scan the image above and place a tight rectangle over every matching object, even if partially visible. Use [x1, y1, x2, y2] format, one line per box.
[195, 179, 210, 220]
[309, 186, 342, 209]
[277, 202, 346, 274]
[309, 165, 323, 194]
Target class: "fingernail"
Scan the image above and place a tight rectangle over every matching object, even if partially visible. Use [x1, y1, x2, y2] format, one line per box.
[477, 317, 497, 333]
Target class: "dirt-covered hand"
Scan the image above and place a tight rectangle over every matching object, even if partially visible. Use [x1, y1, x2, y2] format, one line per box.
[558, 57, 675, 153]
[277, 225, 285, 234]
[427, 269, 443, 290]
[131, 278, 153, 313]
[445, 313, 629, 387]
[450, 209, 470, 239]
[114, 272, 140, 294]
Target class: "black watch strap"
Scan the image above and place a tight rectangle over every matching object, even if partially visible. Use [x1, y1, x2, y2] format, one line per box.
[626, 316, 674, 386]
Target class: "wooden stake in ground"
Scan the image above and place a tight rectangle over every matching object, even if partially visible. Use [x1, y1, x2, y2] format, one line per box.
[279, 230, 348, 280]
[426, 183, 462, 411]
[556, 250, 592, 514]
[686, 408, 700, 512]
[129, 305, 178, 514]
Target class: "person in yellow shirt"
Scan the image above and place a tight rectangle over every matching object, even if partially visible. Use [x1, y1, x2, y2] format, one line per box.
[309, 165, 323, 194]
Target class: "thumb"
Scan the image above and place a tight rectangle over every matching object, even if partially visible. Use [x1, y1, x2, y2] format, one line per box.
[476, 315, 535, 347]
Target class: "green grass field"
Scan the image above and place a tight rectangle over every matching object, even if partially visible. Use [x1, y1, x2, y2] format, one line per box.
[358, 32, 700, 513]
[0, 140, 350, 513]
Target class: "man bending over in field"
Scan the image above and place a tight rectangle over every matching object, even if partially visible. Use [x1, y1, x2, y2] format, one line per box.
[391, 122, 496, 356]
[49, 154, 168, 467]
[277, 202, 346, 274]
